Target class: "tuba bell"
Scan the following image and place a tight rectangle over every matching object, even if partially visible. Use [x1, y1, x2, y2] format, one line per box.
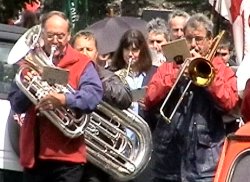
[86, 101, 152, 181]
[8, 25, 152, 181]
[160, 30, 225, 123]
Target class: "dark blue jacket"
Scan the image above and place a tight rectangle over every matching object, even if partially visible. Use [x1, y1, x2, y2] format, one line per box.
[152, 81, 226, 182]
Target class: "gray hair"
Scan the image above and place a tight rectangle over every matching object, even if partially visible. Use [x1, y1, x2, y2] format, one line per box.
[168, 10, 190, 26]
[146, 17, 169, 40]
[184, 13, 214, 37]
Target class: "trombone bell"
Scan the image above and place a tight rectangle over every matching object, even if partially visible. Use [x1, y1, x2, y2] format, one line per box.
[189, 57, 215, 87]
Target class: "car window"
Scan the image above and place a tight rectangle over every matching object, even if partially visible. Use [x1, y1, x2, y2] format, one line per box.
[0, 42, 17, 99]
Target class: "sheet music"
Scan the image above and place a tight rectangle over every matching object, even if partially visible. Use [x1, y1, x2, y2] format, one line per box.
[131, 87, 146, 101]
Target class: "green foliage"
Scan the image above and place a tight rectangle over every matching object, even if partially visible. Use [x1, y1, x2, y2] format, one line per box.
[42, 0, 110, 31]
[0, 0, 36, 23]
[0, 0, 217, 31]
[86, 0, 110, 26]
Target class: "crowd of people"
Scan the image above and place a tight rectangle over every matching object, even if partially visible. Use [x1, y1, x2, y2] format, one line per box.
[7, 6, 250, 182]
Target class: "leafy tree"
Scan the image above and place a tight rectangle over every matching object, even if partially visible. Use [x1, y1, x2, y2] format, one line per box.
[42, 0, 110, 32]
[0, 0, 37, 24]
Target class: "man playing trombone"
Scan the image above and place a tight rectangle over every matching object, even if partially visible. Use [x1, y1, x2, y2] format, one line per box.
[144, 13, 238, 182]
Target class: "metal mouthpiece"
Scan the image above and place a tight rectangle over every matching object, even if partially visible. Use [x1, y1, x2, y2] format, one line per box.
[126, 57, 133, 77]
[49, 45, 57, 65]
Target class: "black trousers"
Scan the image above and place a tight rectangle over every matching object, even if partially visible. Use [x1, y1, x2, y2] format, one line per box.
[152, 178, 180, 182]
[23, 160, 85, 182]
[82, 163, 110, 182]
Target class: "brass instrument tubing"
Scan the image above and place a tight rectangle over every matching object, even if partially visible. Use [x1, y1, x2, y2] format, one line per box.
[159, 59, 190, 123]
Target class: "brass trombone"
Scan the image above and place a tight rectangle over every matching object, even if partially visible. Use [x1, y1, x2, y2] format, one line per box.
[160, 30, 225, 123]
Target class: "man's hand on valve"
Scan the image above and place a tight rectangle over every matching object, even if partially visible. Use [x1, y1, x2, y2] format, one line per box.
[36, 93, 66, 111]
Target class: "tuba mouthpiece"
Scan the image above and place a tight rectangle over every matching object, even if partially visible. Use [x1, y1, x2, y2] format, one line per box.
[49, 45, 57, 65]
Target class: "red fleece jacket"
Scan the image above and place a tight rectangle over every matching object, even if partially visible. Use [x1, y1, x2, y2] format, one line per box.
[241, 79, 250, 122]
[20, 45, 91, 168]
[145, 56, 238, 111]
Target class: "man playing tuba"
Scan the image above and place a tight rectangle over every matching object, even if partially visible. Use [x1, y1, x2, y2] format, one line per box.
[8, 11, 103, 182]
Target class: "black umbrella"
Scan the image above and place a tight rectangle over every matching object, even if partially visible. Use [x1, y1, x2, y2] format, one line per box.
[86, 16, 147, 55]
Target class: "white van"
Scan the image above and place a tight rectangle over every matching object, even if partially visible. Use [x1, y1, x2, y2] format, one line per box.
[0, 23, 26, 182]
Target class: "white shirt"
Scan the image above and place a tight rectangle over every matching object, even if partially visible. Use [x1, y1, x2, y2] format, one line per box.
[124, 72, 146, 147]
[125, 72, 146, 114]
[236, 54, 250, 98]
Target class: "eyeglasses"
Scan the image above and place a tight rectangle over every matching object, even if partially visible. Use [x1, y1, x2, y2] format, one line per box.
[185, 36, 206, 44]
[43, 31, 67, 42]
[124, 47, 140, 54]
[172, 28, 183, 32]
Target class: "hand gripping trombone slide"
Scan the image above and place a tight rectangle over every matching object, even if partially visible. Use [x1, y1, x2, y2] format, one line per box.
[160, 30, 225, 123]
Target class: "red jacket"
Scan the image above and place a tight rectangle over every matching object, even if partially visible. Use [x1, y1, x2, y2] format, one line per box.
[145, 56, 238, 111]
[20, 45, 90, 168]
[241, 79, 250, 122]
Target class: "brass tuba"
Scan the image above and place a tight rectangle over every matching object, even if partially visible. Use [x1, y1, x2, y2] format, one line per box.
[86, 101, 152, 181]
[9, 25, 89, 138]
[8, 25, 152, 181]
[160, 30, 225, 123]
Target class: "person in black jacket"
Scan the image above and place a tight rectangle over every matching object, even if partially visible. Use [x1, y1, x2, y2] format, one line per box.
[71, 30, 132, 109]
[71, 30, 132, 182]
